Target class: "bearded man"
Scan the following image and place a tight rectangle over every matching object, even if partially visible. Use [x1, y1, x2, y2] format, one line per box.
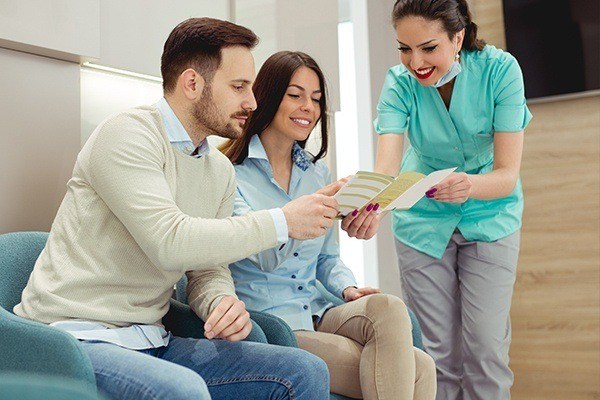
[14, 17, 336, 400]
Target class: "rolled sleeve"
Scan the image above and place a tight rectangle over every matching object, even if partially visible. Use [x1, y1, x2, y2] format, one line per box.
[493, 56, 533, 132]
[316, 228, 357, 299]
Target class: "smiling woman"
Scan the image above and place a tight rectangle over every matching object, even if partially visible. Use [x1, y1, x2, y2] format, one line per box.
[362, 1, 533, 399]
[219, 51, 437, 400]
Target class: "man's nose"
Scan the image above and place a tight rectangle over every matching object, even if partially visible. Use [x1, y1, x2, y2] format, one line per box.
[243, 92, 257, 111]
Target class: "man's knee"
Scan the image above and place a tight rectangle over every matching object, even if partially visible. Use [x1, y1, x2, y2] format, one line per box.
[285, 347, 330, 395]
[155, 368, 210, 400]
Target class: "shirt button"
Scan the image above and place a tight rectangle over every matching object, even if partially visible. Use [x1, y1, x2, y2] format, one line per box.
[293, 252, 299, 257]
[303, 305, 309, 310]
[453, 146, 459, 151]
[298, 286, 303, 290]
[291, 275, 296, 279]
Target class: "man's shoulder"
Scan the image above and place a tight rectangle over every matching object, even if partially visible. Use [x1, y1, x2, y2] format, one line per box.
[207, 143, 235, 173]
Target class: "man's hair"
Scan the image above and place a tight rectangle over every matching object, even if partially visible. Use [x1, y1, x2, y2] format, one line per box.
[161, 17, 259, 93]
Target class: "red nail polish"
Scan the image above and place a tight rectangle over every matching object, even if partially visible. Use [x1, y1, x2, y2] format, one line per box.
[374, 203, 380, 211]
[366, 204, 373, 212]
[352, 209, 358, 216]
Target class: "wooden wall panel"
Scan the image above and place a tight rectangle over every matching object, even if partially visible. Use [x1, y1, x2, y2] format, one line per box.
[472, 1, 600, 398]
[515, 95, 600, 400]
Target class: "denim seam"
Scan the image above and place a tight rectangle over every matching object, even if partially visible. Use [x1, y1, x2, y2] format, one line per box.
[94, 370, 161, 400]
[205, 375, 295, 400]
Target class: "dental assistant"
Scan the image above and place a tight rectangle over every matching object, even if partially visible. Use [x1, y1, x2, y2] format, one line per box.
[368, 1, 532, 399]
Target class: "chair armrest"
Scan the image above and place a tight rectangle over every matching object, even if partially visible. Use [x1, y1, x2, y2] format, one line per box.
[0, 307, 95, 387]
[248, 310, 298, 347]
[164, 299, 268, 343]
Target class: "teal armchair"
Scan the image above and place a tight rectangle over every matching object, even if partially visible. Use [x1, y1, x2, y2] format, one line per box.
[0, 231, 267, 398]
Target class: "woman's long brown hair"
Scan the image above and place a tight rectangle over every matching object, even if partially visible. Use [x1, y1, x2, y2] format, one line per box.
[221, 51, 329, 164]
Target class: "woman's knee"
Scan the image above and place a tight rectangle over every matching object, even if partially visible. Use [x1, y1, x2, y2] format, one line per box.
[364, 293, 410, 326]
[415, 348, 437, 382]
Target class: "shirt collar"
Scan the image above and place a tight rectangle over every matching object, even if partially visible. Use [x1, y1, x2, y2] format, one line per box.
[247, 135, 312, 171]
[155, 97, 210, 158]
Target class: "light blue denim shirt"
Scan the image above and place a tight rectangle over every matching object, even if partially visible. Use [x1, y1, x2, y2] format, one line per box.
[53, 99, 287, 349]
[230, 135, 357, 331]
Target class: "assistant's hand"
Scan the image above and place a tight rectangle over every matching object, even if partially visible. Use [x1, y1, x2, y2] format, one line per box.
[341, 203, 382, 240]
[426, 172, 472, 203]
[204, 296, 252, 342]
[342, 286, 381, 302]
[282, 194, 338, 240]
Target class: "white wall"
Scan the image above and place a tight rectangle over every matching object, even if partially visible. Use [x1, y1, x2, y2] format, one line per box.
[93, 0, 229, 77]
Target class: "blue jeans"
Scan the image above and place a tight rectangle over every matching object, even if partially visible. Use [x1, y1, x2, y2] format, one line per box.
[81, 336, 329, 400]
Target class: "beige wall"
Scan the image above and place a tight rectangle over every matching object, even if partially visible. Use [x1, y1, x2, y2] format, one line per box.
[0, 47, 81, 233]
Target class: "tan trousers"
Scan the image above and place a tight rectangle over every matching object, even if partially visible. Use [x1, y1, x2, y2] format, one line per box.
[294, 294, 436, 400]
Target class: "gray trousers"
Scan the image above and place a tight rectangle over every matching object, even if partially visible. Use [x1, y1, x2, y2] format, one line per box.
[395, 230, 520, 400]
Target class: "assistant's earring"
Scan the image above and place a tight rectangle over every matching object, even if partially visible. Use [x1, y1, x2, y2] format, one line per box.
[455, 53, 460, 61]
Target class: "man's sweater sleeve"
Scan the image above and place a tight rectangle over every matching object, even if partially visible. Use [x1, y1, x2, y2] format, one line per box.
[86, 114, 278, 272]
[186, 168, 239, 320]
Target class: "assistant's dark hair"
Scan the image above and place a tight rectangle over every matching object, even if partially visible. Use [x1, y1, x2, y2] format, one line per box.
[222, 51, 329, 165]
[161, 17, 259, 93]
[392, 0, 485, 51]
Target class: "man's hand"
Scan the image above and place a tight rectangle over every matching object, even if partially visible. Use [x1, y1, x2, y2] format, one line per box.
[282, 194, 338, 240]
[315, 175, 352, 197]
[341, 204, 382, 240]
[204, 296, 251, 342]
[342, 286, 381, 302]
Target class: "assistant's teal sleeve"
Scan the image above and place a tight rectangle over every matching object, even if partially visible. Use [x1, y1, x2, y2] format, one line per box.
[374, 67, 412, 134]
[492, 55, 533, 132]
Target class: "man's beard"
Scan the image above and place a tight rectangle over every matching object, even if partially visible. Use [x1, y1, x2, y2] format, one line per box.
[192, 84, 250, 140]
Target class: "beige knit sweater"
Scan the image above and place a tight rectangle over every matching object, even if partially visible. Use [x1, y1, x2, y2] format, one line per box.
[14, 106, 277, 328]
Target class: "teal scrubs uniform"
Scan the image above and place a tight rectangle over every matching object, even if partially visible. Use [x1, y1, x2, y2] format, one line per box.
[374, 45, 532, 259]
[376, 45, 532, 400]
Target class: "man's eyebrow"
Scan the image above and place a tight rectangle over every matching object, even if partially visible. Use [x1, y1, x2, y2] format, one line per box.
[396, 39, 436, 47]
[231, 79, 252, 84]
[289, 84, 321, 94]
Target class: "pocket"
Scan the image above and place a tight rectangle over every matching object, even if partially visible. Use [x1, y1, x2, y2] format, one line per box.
[474, 230, 521, 271]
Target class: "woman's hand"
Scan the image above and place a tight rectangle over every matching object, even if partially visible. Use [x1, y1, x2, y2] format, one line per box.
[342, 286, 381, 302]
[341, 205, 383, 240]
[426, 172, 472, 203]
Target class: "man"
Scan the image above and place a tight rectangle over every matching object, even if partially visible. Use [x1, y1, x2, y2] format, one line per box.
[14, 18, 336, 399]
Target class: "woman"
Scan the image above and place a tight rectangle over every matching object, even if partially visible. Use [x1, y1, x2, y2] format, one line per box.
[221, 51, 436, 400]
[344, 1, 531, 399]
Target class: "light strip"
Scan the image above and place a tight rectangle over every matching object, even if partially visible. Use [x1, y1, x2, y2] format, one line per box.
[81, 62, 163, 83]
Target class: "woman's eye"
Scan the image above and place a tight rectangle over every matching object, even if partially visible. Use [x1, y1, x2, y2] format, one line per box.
[287, 94, 300, 99]
[233, 85, 243, 91]
[423, 46, 437, 52]
[312, 98, 320, 103]
[398, 47, 410, 53]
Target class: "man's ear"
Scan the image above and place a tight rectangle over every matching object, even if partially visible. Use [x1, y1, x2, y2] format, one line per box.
[179, 69, 205, 101]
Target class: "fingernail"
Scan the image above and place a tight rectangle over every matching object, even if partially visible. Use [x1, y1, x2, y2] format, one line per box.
[425, 188, 437, 197]
[205, 331, 214, 339]
[374, 203, 380, 211]
[366, 204, 373, 212]
[204, 324, 212, 331]
[352, 209, 358, 216]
